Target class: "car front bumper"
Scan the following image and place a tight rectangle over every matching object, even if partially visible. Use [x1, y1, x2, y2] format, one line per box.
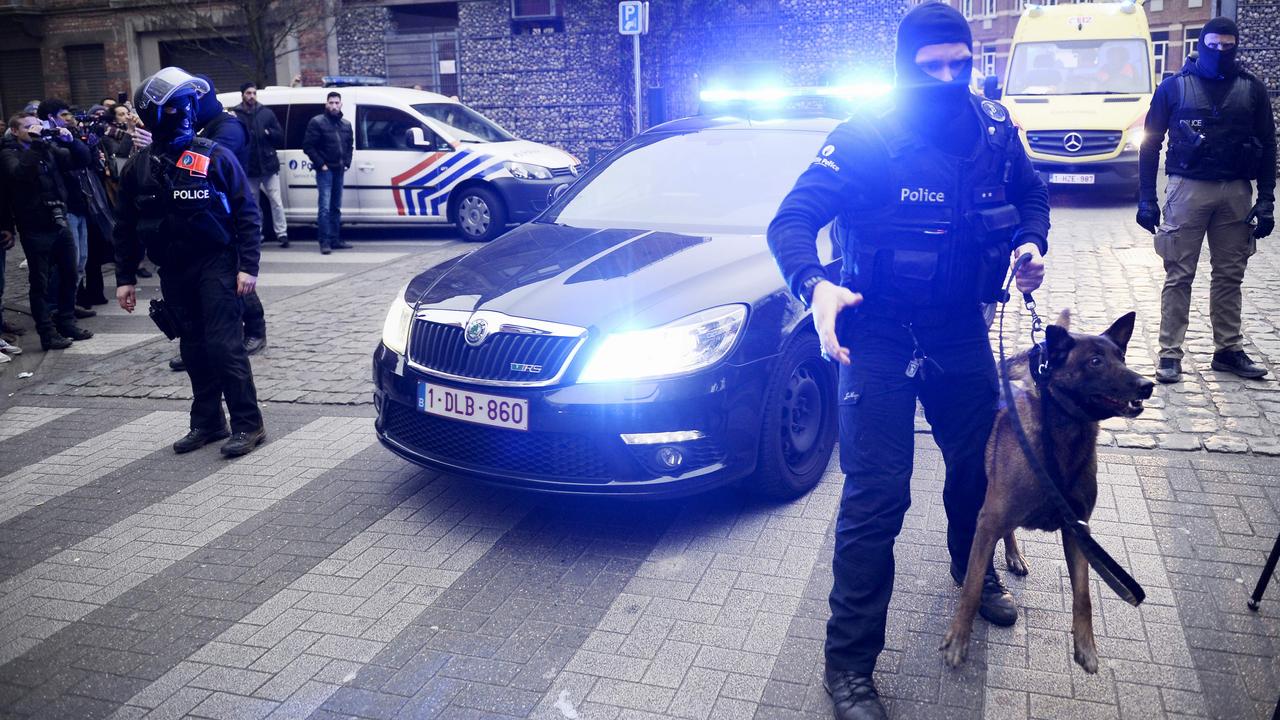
[372, 344, 773, 497]
[1032, 152, 1140, 190]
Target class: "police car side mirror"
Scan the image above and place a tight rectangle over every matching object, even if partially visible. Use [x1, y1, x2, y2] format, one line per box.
[983, 75, 1002, 101]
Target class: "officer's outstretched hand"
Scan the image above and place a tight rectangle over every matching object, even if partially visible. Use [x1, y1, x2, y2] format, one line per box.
[117, 284, 136, 314]
[1013, 243, 1045, 294]
[811, 281, 862, 366]
[237, 272, 258, 297]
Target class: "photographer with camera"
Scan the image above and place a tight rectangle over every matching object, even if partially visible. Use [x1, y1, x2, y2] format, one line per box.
[36, 100, 97, 320]
[0, 113, 94, 350]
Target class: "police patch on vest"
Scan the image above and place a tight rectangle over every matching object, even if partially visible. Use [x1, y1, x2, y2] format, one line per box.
[177, 150, 210, 177]
[900, 187, 946, 204]
[173, 189, 211, 201]
[980, 100, 1008, 123]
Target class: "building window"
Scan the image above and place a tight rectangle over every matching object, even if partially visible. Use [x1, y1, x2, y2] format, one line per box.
[511, 0, 559, 19]
[985, 0, 997, 15]
[960, 0, 973, 18]
[1149, 0, 1163, 10]
[1183, 27, 1200, 60]
[983, 47, 997, 76]
[1188, 0, 1202, 7]
[1151, 31, 1169, 76]
[65, 45, 107, 108]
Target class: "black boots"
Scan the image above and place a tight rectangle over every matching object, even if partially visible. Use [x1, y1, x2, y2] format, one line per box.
[951, 563, 1018, 627]
[1211, 349, 1268, 379]
[221, 427, 266, 458]
[173, 427, 231, 454]
[825, 667, 887, 720]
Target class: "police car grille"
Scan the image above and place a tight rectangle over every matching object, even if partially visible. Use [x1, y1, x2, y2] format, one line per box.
[1027, 130, 1123, 157]
[550, 166, 576, 177]
[408, 321, 580, 383]
[382, 403, 612, 480]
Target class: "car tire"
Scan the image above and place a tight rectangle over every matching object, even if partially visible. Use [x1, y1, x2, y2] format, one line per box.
[750, 331, 837, 500]
[454, 186, 508, 242]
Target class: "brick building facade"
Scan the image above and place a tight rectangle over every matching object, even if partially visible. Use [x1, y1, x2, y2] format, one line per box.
[1, 0, 904, 160]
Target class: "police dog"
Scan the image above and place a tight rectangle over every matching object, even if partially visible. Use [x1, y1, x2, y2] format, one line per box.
[940, 310, 1154, 673]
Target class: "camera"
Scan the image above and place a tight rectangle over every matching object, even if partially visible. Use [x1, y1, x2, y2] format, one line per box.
[43, 200, 69, 229]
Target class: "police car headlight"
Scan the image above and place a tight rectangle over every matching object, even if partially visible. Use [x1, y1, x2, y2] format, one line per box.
[504, 161, 553, 180]
[578, 305, 748, 383]
[381, 286, 414, 355]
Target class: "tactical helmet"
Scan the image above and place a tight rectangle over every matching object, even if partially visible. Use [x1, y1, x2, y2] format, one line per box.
[133, 67, 210, 128]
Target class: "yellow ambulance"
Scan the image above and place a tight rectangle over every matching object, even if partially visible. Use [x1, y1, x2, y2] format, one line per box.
[988, 1, 1156, 196]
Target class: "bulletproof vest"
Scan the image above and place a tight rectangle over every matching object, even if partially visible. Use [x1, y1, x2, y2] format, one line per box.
[1166, 73, 1260, 180]
[133, 137, 232, 257]
[837, 97, 1021, 311]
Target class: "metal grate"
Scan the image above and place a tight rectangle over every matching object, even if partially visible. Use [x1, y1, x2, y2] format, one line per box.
[408, 321, 581, 384]
[1026, 130, 1123, 157]
[383, 402, 612, 480]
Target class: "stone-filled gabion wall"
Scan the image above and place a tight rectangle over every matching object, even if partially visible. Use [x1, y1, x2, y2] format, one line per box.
[338, 6, 392, 77]
[1239, 0, 1280, 167]
[454, 0, 904, 161]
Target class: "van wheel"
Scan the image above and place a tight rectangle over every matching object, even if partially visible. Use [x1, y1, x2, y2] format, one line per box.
[454, 187, 507, 242]
[750, 332, 837, 500]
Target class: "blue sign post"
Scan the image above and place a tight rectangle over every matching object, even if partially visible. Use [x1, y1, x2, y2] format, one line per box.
[619, 2, 649, 134]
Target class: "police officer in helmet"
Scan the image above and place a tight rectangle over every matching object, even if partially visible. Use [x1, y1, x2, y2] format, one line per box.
[114, 66, 268, 458]
[767, 5, 1050, 718]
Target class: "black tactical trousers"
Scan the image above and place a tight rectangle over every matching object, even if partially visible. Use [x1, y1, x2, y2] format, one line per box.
[18, 226, 77, 338]
[159, 248, 263, 434]
[825, 309, 998, 674]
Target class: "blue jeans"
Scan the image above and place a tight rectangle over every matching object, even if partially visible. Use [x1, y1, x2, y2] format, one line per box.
[67, 212, 88, 282]
[316, 168, 344, 249]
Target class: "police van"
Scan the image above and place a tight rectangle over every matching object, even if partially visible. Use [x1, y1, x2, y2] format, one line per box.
[987, 1, 1156, 196]
[216, 82, 581, 241]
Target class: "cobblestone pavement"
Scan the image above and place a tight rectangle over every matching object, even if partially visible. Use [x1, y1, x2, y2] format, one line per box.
[0, 202, 1277, 719]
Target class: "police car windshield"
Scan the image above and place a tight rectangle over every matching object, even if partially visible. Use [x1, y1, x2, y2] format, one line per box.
[413, 103, 514, 143]
[1006, 39, 1151, 96]
[545, 129, 822, 234]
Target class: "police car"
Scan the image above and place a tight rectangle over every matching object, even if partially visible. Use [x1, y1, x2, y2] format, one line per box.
[373, 114, 843, 498]
[217, 81, 580, 241]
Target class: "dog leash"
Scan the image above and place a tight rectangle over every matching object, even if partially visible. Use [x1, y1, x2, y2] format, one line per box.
[997, 254, 1146, 607]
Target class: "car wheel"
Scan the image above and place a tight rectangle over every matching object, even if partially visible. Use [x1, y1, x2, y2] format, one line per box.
[750, 331, 837, 499]
[454, 186, 508, 242]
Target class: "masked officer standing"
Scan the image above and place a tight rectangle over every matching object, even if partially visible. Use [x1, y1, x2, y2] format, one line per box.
[1137, 17, 1275, 383]
[114, 67, 267, 458]
[767, 6, 1049, 718]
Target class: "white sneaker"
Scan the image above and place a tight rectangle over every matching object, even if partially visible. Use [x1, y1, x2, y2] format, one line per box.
[0, 338, 21, 355]
[0, 352, 10, 363]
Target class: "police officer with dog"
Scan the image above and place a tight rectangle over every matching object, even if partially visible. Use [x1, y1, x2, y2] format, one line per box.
[114, 67, 267, 458]
[767, 5, 1049, 718]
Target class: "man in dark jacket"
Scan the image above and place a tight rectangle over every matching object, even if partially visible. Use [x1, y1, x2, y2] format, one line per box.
[301, 91, 353, 254]
[37, 99, 96, 319]
[0, 113, 94, 350]
[1138, 17, 1275, 383]
[234, 83, 289, 248]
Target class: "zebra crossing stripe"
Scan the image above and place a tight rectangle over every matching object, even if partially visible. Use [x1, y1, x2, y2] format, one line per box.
[107, 479, 527, 719]
[0, 411, 189, 525]
[0, 416, 376, 666]
[0, 406, 78, 443]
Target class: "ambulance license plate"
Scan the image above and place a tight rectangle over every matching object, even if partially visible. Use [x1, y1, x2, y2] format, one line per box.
[1049, 173, 1095, 185]
[417, 383, 528, 431]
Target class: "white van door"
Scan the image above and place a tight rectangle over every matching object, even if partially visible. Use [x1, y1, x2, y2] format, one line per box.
[351, 104, 462, 221]
[279, 101, 360, 222]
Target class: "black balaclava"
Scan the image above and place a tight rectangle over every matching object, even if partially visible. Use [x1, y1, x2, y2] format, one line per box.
[1195, 17, 1240, 80]
[894, 2, 974, 128]
[154, 93, 199, 154]
[194, 74, 225, 130]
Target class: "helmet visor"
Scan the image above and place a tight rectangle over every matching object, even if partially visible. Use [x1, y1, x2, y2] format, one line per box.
[138, 67, 211, 110]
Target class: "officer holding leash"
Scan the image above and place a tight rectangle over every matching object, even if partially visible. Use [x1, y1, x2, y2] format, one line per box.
[114, 67, 267, 458]
[767, 5, 1049, 719]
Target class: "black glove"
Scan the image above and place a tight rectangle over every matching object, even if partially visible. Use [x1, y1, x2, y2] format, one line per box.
[1247, 201, 1274, 239]
[1136, 201, 1160, 235]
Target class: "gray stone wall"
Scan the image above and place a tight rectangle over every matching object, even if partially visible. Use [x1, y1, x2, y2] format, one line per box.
[1238, 0, 1280, 175]
[338, 5, 391, 77]
[456, 0, 904, 160]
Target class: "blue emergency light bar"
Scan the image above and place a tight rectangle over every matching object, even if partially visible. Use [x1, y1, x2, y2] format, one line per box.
[698, 83, 893, 104]
[322, 75, 388, 87]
